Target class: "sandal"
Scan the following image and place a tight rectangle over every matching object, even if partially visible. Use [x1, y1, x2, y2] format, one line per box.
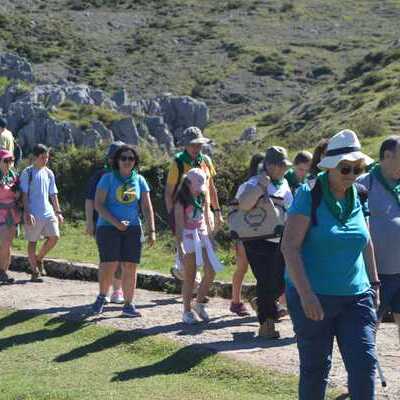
[30, 271, 43, 283]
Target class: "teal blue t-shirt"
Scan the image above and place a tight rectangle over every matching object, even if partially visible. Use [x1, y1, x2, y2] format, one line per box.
[96, 172, 150, 227]
[286, 184, 370, 296]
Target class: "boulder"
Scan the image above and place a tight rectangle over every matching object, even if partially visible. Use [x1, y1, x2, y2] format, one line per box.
[144, 115, 175, 151]
[158, 96, 209, 141]
[112, 88, 129, 107]
[65, 85, 94, 105]
[44, 119, 74, 148]
[111, 118, 139, 145]
[0, 53, 34, 82]
[240, 126, 257, 142]
[89, 89, 106, 106]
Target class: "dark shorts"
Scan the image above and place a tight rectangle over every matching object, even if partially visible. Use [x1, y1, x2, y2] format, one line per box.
[378, 273, 400, 316]
[96, 225, 142, 264]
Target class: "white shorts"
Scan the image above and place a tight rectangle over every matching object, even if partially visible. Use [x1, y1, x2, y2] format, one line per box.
[24, 216, 60, 242]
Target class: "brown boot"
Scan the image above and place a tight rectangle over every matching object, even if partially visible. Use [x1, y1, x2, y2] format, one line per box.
[258, 319, 280, 339]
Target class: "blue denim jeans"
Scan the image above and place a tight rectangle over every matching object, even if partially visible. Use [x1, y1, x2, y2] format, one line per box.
[286, 286, 377, 400]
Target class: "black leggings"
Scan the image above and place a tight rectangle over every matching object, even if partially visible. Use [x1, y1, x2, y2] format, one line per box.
[244, 239, 285, 324]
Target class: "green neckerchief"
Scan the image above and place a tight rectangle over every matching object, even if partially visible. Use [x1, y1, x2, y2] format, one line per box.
[319, 172, 356, 224]
[271, 178, 285, 189]
[113, 169, 138, 192]
[371, 164, 400, 205]
[190, 193, 205, 218]
[177, 150, 205, 168]
[0, 169, 16, 187]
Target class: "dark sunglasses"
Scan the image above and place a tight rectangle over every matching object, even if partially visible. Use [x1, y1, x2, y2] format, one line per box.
[338, 165, 364, 176]
[119, 155, 135, 162]
[2, 158, 14, 164]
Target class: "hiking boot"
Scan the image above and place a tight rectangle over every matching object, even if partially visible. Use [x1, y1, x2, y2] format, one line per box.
[92, 294, 107, 314]
[0, 271, 14, 284]
[122, 303, 142, 318]
[193, 302, 209, 321]
[230, 302, 250, 316]
[30, 271, 43, 283]
[259, 319, 280, 339]
[110, 290, 124, 304]
[182, 311, 200, 325]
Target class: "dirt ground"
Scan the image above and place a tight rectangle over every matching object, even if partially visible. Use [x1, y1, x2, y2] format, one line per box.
[1, 271, 399, 399]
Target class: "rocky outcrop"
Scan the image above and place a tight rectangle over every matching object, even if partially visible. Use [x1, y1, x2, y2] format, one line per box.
[0, 53, 209, 153]
[0, 53, 34, 82]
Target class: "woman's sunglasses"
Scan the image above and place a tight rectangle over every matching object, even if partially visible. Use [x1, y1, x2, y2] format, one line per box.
[338, 165, 364, 176]
[119, 156, 135, 162]
[1, 158, 14, 164]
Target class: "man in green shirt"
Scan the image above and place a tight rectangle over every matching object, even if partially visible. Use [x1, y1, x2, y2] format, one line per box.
[285, 150, 312, 193]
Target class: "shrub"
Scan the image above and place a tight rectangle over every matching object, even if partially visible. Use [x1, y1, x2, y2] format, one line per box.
[350, 115, 387, 138]
[377, 92, 400, 110]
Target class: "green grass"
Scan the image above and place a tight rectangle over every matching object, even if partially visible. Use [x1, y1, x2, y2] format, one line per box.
[12, 221, 254, 283]
[0, 309, 342, 400]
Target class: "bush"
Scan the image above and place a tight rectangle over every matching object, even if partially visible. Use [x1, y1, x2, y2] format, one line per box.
[350, 115, 387, 138]
[377, 92, 400, 110]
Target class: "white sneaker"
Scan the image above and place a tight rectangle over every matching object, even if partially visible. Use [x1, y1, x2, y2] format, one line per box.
[182, 311, 200, 325]
[110, 290, 124, 304]
[193, 302, 209, 321]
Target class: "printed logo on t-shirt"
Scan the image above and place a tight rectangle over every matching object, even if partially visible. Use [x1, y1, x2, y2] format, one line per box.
[116, 184, 137, 204]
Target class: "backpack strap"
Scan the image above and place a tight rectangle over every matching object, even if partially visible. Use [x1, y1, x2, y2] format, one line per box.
[172, 155, 185, 199]
[310, 178, 322, 226]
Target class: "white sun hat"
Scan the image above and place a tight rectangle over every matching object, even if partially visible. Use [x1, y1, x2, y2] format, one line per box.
[318, 129, 374, 169]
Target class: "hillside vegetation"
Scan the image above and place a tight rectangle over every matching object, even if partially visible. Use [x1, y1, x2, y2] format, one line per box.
[0, 0, 400, 150]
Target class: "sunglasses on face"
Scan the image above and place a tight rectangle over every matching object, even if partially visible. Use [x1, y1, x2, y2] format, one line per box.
[119, 155, 135, 162]
[1, 158, 14, 164]
[338, 165, 364, 176]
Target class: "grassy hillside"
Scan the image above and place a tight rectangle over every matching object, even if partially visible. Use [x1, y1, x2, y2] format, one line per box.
[1, 0, 400, 150]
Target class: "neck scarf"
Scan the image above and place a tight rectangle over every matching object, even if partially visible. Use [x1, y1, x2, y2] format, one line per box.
[190, 193, 205, 218]
[113, 169, 138, 192]
[319, 172, 356, 224]
[371, 164, 400, 205]
[271, 178, 284, 189]
[177, 150, 205, 168]
[0, 169, 16, 187]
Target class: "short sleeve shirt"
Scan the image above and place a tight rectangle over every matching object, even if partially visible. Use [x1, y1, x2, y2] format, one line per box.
[166, 154, 216, 190]
[286, 184, 370, 296]
[20, 166, 58, 219]
[96, 172, 150, 227]
[358, 172, 400, 275]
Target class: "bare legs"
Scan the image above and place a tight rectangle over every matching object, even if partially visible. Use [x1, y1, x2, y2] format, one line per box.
[231, 242, 248, 304]
[0, 225, 16, 272]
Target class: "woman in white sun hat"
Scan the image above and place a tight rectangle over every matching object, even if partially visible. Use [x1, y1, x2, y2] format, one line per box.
[282, 129, 380, 400]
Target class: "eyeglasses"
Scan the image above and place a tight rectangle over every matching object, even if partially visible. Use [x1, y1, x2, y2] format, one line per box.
[1, 158, 14, 164]
[338, 165, 364, 176]
[119, 156, 135, 162]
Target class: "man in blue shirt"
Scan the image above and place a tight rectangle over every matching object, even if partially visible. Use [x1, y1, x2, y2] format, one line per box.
[21, 144, 64, 282]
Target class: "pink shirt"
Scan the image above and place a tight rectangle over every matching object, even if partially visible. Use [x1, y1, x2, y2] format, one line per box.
[0, 175, 20, 225]
[184, 205, 206, 231]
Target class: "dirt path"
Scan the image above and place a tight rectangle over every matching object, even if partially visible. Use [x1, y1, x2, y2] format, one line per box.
[1, 271, 399, 399]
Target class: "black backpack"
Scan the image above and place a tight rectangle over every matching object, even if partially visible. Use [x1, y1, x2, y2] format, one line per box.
[310, 179, 369, 226]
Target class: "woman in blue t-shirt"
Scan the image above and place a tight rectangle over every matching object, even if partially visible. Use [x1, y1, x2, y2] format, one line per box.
[281, 130, 380, 400]
[92, 144, 156, 318]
